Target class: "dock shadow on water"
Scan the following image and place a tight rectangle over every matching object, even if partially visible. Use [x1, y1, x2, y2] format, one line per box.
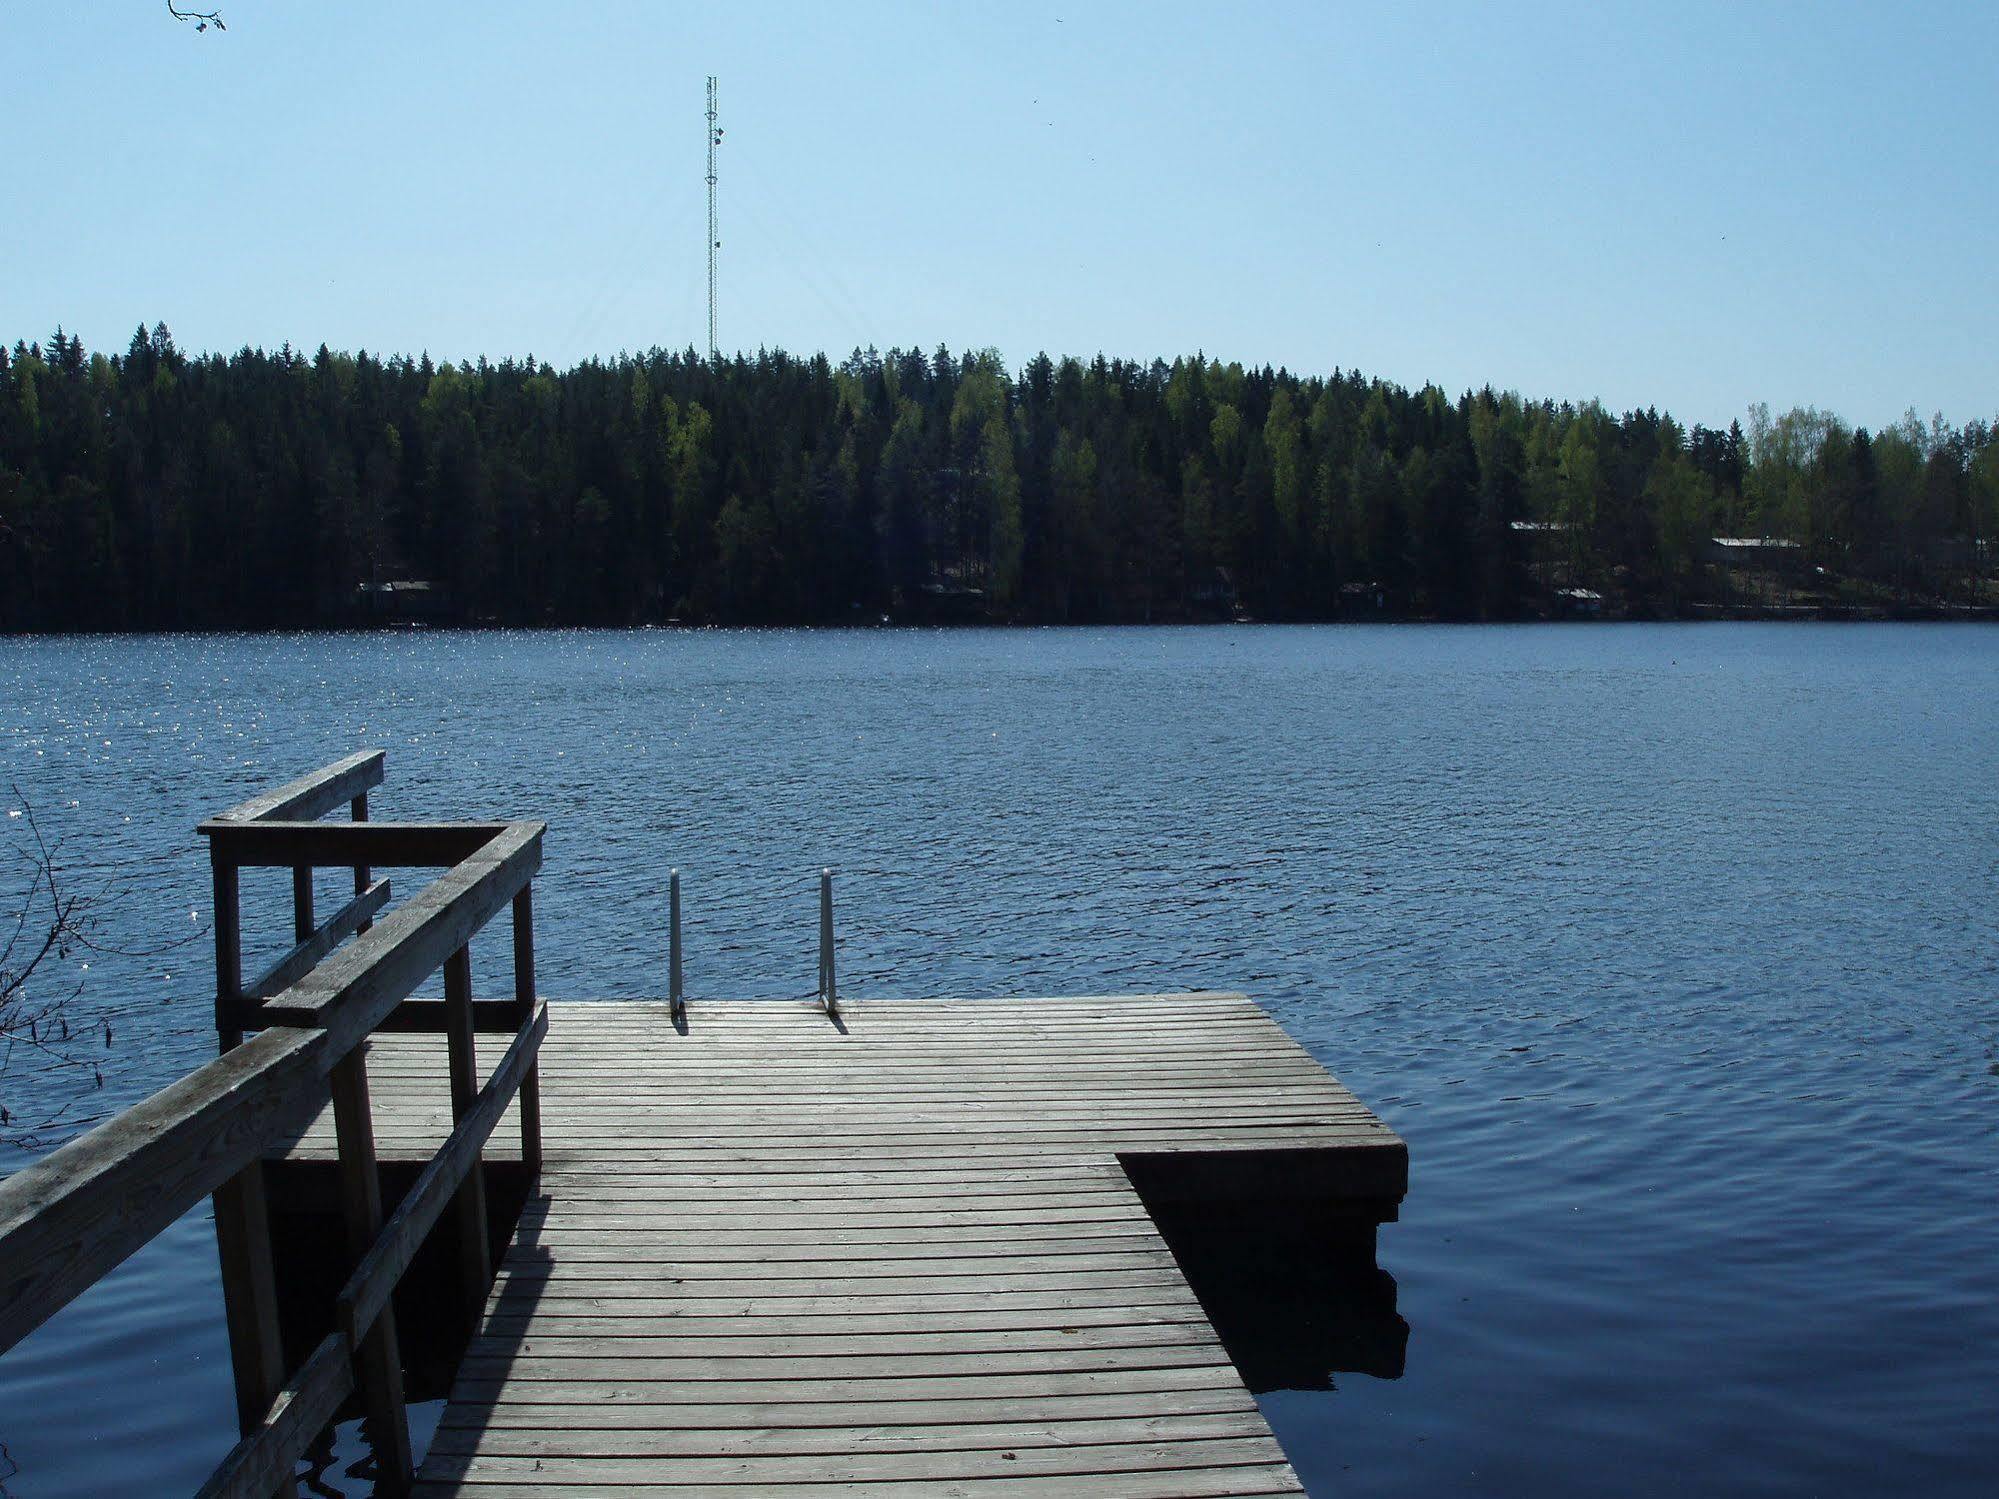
[1124, 1156, 1409, 1394]
[266, 1162, 540, 1494]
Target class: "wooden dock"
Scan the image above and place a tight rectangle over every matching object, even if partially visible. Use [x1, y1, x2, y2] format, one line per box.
[285, 995, 1405, 1496]
[0, 755, 1406, 1498]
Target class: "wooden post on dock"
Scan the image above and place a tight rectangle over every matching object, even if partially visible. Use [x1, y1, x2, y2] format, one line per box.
[330, 1053, 414, 1494]
[213, 856, 243, 1052]
[512, 887, 544, 1176]
[670, 870, 684, 1022]
[819, 869, 838, 1017]
[211, 1167, 290, 1469]
[443, 945, 492, 1329]
[352, 790, 373, 934]
[291, 866, 314, 945]
[208, 844, 291, 1474]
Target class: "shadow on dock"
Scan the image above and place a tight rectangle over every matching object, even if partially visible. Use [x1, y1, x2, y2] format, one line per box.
[268, 1163, 542, 1405]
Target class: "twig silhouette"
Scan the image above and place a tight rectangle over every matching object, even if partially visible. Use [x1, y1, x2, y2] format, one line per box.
[165, 3, 226, 34]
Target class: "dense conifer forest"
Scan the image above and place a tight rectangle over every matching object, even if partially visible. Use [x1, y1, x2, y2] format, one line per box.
[3, 325, 1995, 630]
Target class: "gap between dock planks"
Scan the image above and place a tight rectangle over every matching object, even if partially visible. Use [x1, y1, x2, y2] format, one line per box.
[271, 995, 1400, 1495]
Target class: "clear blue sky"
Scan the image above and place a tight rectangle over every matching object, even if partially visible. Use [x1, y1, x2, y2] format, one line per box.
[7, 2, 1994, 431]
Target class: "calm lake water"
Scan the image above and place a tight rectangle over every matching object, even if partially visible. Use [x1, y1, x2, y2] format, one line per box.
[2, 624, 1995, 1495]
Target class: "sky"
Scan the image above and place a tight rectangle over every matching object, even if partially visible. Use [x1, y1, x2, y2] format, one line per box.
[5, 1, 1994, 432]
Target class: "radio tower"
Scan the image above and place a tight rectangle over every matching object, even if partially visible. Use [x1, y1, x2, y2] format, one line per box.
[705, 75, 720, 361]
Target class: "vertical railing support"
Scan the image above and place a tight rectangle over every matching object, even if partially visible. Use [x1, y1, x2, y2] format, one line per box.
[211, 1166, 289, 1455]
[352, 790, 373, 934]
[330, 1053, 414, 1495]
[213, 855, 243, 1052]
[669, 869, 684, 1023]
[290, 865, 314, 945]
[512, 886, 544, 1176]
[208, 845, 290, 1482]
[443, 944, 492, 1330]
[819, 868, 839, 1018]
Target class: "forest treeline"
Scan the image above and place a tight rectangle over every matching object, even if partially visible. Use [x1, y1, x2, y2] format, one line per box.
[3, 324, 1996, 630]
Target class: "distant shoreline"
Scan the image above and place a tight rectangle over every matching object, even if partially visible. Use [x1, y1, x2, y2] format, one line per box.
[7, 609, 1999, 640]
[10, 334, 1996, 639]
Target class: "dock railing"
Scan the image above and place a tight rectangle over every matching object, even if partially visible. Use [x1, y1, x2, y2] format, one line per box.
[0, 752, 545, 1498]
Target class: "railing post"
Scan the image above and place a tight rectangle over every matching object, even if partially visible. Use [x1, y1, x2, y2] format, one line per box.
[443, 944, 492, 1330]
[329, 1053, 414, 1494]
[819, 868, 838, 1017]
[511, 886, 544, 1176]
[213, 854, 243, 1051]
[211, 1168, 290, 1461]
[351, 791, 373, 934]
[670, 869, 684, 1022]
[291, 866, 314, 946]
[208, 843, 291, 1484]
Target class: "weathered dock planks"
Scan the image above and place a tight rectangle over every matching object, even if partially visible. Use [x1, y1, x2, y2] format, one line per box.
[275, 994, 1405, 1496]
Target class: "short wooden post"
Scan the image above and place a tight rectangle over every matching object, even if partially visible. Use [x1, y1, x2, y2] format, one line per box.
[511, 886, 544, 1175]
[212, 1165, 289, 1443]
[291, 865, 314, 945]
[669, 869, 684, 1021]
[819, 868, 838, 1017]
[443, 944, 492, 1328]
[352, 791, 373, 934]
[212, 855, 243, 1051]
[330, 1053, 414, 1494]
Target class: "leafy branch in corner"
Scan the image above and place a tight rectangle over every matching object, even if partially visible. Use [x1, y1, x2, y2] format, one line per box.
[166, 3, 225, 34]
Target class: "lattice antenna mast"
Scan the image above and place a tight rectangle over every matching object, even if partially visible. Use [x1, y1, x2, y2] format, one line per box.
[705, 75, 720, 361]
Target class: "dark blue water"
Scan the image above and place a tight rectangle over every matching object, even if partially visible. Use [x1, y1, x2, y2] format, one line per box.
[2, 625, 1995, 1495]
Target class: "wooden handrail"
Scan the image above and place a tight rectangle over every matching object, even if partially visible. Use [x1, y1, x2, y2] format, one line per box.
[373, 996, 523, 1033]
[242, 879, 392, 1003]
[194, 1333, 353, 1499]
[198, 820, 510, 869]
[198, 1004, 549, 1499]
[225, 993, 523, 1039]
[0, 754, 551, 1498]
[0, 837, 538, 1353]
[0, 1026, 329, 1355]
[210, 751, 386, 826]
[250, 822, 543, 1050]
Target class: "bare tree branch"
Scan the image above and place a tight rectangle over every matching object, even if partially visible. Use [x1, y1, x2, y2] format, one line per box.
[0, 794, 100, 1128]
[0, 788, 207, 1138]
[165, 3, 226, 34]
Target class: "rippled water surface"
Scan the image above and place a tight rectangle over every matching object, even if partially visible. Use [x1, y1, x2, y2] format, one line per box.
[2, 625, 1995, 1495]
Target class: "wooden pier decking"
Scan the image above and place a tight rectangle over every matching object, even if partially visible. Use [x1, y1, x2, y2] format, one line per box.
[0, 755, 1407, 1498]
[280, 994, 1404, 1496]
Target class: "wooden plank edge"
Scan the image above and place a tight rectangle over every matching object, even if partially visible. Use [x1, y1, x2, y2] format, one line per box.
[237, 879, 392, 1008]
[197, 820, 510, 870]
[207, 751, 385, 827]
